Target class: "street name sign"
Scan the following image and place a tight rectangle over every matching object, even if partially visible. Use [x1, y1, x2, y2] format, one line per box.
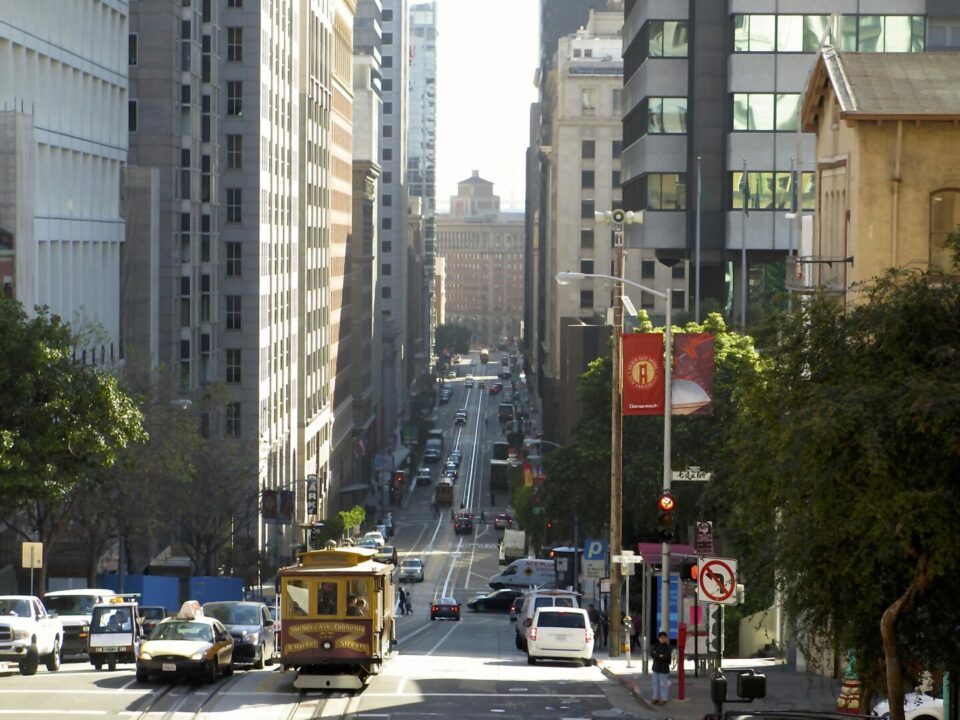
[671, 466, 712, 482]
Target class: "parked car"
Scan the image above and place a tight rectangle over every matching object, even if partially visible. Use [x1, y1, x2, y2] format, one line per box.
[509, 596, 524, 622]
[467, 589, 523, 612]
[374, 546, 399, 565]
[873, 687, 944, 720]
[493, 513, 514, 529]
[137, 601, 234, 683]
[362, 530, 386, 548]
[526, 607, 593, 666]
[399, 558, 425, 583]
[355, 537, 379, 549]
[430, 597, 461, 621]
[202, 601, 275, 670]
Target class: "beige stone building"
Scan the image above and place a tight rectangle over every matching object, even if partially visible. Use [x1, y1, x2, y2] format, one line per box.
[801, 48, 960, 300]
[436, 171, 524, 348]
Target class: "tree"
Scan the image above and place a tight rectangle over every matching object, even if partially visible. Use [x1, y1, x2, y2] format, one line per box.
[434, 323, 472, 354]
[725, 270, 960, 717]
[0, 300, 146, 590]
[339, 506, 366, 537]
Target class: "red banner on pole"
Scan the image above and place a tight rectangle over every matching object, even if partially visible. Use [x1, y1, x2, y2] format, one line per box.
[622, 333, 665, 415]
[672, 334, 715, 415]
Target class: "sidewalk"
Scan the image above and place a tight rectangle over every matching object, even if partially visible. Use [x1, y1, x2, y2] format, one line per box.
[595, 650, 842, 720]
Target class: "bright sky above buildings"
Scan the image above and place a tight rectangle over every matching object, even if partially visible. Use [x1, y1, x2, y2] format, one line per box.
[435, 0, 539, 213]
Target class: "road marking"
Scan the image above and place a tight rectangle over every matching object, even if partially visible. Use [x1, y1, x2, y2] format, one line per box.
[424, 620, 460, 656]
[359, 692, 605, 698]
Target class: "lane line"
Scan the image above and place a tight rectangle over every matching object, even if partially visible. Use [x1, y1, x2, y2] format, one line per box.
[424, 621, 461, 656]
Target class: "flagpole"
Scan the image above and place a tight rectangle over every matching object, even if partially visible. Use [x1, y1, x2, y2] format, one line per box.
[740, 158, 747, 330]
[695, 156, 702, 323]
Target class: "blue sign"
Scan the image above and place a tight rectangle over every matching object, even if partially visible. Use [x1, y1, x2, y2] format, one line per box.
[584, 538, 607, 561]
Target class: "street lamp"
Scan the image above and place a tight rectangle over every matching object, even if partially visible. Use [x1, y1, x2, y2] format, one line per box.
[556, 210, 674, 655]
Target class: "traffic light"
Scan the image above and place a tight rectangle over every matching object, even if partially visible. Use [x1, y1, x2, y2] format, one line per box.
[682, 557, 699, 582]
[657, 492, 676, 542]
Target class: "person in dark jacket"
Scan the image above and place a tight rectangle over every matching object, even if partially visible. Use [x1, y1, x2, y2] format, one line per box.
[650, 631, 672, 704]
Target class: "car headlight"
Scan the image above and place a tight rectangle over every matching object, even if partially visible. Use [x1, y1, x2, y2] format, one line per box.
[242, 631, 256, 642]
[139, 651, 152, 660]
[191, 651, 206, 660]
[81, 625, 90, 633]
[13, 629, 30, 640]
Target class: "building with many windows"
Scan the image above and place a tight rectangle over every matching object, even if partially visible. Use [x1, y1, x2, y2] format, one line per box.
[436, 172, 524, 349]
[621, 0, 958, 323]
[0, 0, 129, 362]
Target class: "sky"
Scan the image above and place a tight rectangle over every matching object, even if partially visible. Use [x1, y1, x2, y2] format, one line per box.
[434, 0, 539, 214]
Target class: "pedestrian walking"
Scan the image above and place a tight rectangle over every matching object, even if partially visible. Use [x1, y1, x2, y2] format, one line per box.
[397, 587, 407, 616]
[600, 612, 610, 648]
[403, 590, 413, 616]
[650, 631, 672, 705]
[587, 604, 601, 649]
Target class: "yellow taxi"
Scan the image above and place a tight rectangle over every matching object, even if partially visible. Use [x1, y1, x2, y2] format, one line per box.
[136, 601, 234, 684]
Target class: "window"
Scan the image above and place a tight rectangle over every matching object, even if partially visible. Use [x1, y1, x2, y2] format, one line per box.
[612, 140, 622, 159]
[226, 295, 242, 330]
[227, 135, 242, 169]
[226, 242, 242, 276]
[383, 194, 392, 207]
[643, 173, 687, 210]
[580, 290, 594, 309]
[200, 273, 211, 321]
[383, 79, 392, 91]
[226, 349, 241, 383]
[227, 81, 242, 115]
[129, 34, 138, 65]
[382, 9, 393, 21]
[776, 15, 831, 53]
[581, 88, 596, 115]
[641, 259, 655, 279]
[646, 97, 687, 134]
[383, 32, 393, 45]
[128, 100, 138, 132]
[733, 14, 775, 52]
[731, 170, 816, 211]
[200, 214, 210, 260]
[581, 140, 595, 159]
[227, 188, 242, 223]
[581, 170, 595, 189]
[384, 102, 393, 115]
[612, 88, 622, 114]
[580, 259, 594, 275]
[733, 93, 799, 131]
[382, 286, 392, 299]
[581, 200, 595, 219]
[672, 289, 686, 310]
[672, 264, 685, 279]
[179, 339, 190, 386]
[612, 170, 621, 188]
[382, 263, 392, 276]
[383, 171, 392, 183]
[382, 217, 392, 230]
[225, 402, 241, 436]
[929, 189, 960, 272]
[227, 27, 243, 62]
[382, 240, 392, 252]
[647, 20, 688, 57]
[383, 125, 393, 138]
[382, 55, 393, 68]
[383, 148, 392, 160]
[227, 0, 242, 7]
[580, 228, 594, 248]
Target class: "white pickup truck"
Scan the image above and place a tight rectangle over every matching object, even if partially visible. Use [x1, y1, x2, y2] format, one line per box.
[0, 595, 63, 675]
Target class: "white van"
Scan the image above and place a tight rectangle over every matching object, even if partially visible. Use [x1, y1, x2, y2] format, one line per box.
[514, 588, 581, 650]
[526, 607, 593, 666]
[43, 588, 117, 660]
[489, 558, 555, 590]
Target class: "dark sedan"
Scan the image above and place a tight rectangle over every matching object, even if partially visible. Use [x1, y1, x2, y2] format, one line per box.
[430, 597, 460, 621]
[467, 589, 523, 612]
[202, 601, 274, 669]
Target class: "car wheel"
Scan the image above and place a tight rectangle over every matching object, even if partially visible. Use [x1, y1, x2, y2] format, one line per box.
[44, 637, 62, 672]
[136, 667, 149, 683]
[18, 646, 39, 676]
[430, 615, 436, 621]
[107, 656, 117, 672]
[224, 661, 234, 677]
[254, 642, 265, 670]
[93, 662, 103, 671]
[582, 658, 593, 667]
[526, 654, 536, 665]
[515, 635, 522, 650]
[204, 660, 218, 684]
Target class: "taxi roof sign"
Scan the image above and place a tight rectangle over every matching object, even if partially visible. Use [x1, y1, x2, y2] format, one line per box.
[176, 600, 204, 620]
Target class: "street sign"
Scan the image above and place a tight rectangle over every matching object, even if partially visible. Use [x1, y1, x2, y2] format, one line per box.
[671, 466, 713, 482]
[697, 557, 738, 605]
[306, 475, 319, 516]
[584, 538, 607, 562]
[21, 542, 42, 569]
[695, 520, 714, 555]
[611, 554, 644, 564]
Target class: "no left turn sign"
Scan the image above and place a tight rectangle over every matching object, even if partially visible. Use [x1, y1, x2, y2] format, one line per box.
[697, 557, 738, 605]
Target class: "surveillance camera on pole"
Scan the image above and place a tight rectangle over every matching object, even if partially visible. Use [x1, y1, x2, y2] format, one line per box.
[595, 210, 644, 226]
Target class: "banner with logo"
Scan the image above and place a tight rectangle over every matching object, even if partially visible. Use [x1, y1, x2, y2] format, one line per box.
[673, 334, 715, 415]
[622, 333, 665, 415]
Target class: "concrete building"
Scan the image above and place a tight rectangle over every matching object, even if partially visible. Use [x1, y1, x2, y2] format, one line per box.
[408, 1, 437, 370]
[377, 0, 409, 445]
[0, 0, 129, 362]
[621, 0, 959, 324]
[436, 171, 524, 349]
[801, 48, 960, 299]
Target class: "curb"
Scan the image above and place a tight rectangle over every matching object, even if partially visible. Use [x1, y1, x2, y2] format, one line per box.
[597, 659, 657, 712]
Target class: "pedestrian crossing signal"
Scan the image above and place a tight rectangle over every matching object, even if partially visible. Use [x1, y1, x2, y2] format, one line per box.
[682, 558, 698, 581]
[657, 492, 676, 542]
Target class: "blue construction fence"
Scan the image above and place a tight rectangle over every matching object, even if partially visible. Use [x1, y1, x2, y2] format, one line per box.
[96, 574, 243, 614]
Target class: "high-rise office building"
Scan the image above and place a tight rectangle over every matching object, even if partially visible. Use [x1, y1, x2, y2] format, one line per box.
[0, 0, 129, 363]
[621, 0, 957, 321]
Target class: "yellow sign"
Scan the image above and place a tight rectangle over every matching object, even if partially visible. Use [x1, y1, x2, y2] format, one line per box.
[21, 542, 43, 569]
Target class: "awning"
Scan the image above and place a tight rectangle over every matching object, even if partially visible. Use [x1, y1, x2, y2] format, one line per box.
[339, 483, 370, 494]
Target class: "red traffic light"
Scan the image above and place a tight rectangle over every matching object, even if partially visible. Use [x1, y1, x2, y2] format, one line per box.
[658, 492, 676, 512]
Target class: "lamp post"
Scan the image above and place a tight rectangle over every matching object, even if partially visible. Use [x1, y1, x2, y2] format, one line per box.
[557, 229, 674, 653]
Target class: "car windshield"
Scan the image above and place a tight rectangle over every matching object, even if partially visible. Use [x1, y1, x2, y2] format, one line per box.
[0, 599, 31, 617]
[204, 604, 260, 625]
[45, 595, 97, 615]
[138, 607, 166, 621]
[536, 612, 585, 629]
[91, 607, 133, 633]
[402, 560, 421, 568]
[149, 621, 214, 643]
